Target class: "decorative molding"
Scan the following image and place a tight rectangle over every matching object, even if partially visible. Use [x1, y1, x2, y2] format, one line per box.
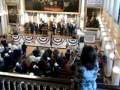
[6, 0, 17, 5]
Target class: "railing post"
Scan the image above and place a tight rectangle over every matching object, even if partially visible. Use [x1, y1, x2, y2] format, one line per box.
[19, 82, 22, 90]
[2, 80, 5, 90]
[50, 87, 53, 90]
[37, 85, 40, 90]
[63, 88, 65, 90]
[8, 80, 11, 90]
[56, 88, 60, 90]
[43, 86, 47, 90]
[70, 79, 75, 90]
[25, 84, 28, 90]
[31, 84, 34, 90]
[13, 81, 16, 90]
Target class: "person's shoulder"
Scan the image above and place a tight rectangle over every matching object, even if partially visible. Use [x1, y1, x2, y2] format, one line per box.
[79, 66, 85, 69]
[78, 66, 86, 72]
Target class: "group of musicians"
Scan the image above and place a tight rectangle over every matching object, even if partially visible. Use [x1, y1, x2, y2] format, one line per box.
[24, 19, 77, 36]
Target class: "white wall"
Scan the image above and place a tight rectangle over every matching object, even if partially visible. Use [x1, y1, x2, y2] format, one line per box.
[0, 0, 8, 35]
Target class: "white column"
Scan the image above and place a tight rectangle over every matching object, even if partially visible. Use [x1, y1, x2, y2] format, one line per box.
[105, 50, 114, 77]
[19, 0, 25, 25]
[1, 15, 8, 34]
[76, 0, 81, 28]
[112, 60, 120, 85]
[106, 58, 113, 77]
[13, 81, 17, 90]
[0, 0, 8, 35]
[76, 15, 80, 29]
[112, 73, 120, 85]
[80, 0, 86, 30]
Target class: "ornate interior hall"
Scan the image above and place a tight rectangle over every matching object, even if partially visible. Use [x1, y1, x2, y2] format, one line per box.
[0, 0, 120, 90]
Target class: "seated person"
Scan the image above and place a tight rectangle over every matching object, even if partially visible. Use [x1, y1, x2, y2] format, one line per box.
[32, 47, 40, 57]
[1, 35, 8, 48]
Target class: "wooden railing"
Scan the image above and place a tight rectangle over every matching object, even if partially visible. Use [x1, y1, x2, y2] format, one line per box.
[97, 84, 120, 90]
[0, 71, 120, 90]
[0, 72, 74, 90]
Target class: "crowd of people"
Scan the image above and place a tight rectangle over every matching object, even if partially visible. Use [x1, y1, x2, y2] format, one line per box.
[24, 19, 77, 37]
[0, 35, 27, 71]
[15, 46, 80, 78]
[0, 35, 108, 90]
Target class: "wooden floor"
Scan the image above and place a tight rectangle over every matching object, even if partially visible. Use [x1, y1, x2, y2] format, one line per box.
[26, 46, 67, 57]
[26, 42, 101, 58]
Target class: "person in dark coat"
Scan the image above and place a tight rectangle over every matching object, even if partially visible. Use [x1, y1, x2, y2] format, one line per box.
[65, 49, 71, 61]
[32, 47, 40, 57]
[13, 47, 21, 62]
[32, 65, 40, 76]
[0, 54, 4, 70]
[38, 24, 42, 34]
[3, 53, 12, 71]
[22, 42, 27, 57]
[46, 48, 52, 58]
[60, 24, 64, 35]
[15, 61, 28, 74]
[52, 24, 56, 35]
[42, 48, 52, 61]
[29, 22, 34, 34]
[1, 35, 8, 48]
[68, 23, 73, 36]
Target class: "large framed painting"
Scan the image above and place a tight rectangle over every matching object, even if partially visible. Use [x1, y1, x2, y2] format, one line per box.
[25, 0, 79, 12]
[8, 6, 18, 23]
[86, 8, 100, 28]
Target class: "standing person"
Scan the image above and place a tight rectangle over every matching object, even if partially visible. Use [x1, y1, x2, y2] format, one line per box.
[78, 45, 99, 90]
[52, 23, 56, 35]
[22, 42, 27, 57]
[60, 23, 64, 35]
[1, 35, 8, 48]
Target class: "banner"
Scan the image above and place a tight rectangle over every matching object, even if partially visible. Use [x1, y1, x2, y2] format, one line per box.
[66, 39, 78, 46]
[24, 36, 34, 45]
[52, 37, 66, 48]
[36, 36, 51, 47]
[12, 35, 94, 48]
[12, 35, 23, 44]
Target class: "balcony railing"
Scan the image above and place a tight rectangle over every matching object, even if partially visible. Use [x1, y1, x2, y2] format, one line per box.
[0, 72, 74, 90]
[0, 71, 120, 90]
